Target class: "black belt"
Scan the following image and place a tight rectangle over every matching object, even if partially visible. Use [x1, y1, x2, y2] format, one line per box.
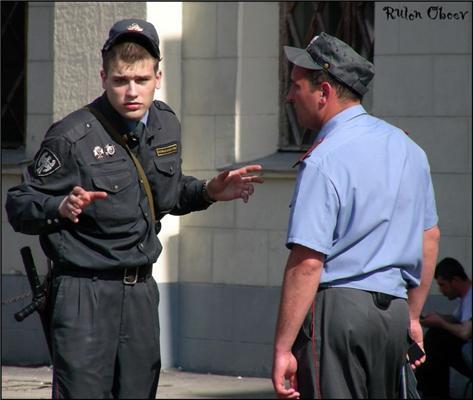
[53, 265, 152, 285]
[318, 286, 401, 310]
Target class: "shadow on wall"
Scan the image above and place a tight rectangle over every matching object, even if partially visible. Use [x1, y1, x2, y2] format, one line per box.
[157, 230, 180, 369]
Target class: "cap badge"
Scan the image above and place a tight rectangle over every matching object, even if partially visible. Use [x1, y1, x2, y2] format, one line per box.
[127, 23, 144, 32]
[93, 146, 105, 160]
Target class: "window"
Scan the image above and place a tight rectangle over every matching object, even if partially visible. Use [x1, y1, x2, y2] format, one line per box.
[279, 1, 374, 150]
[1, 1, 27, 149]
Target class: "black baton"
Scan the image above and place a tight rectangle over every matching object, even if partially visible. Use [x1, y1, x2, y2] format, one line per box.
[14, 246, 52, 357]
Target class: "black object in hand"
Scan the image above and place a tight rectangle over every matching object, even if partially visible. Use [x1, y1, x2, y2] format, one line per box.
[407, 342, 425, 363]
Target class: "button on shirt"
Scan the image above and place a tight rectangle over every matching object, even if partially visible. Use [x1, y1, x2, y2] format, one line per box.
[287, 105, 438, 298]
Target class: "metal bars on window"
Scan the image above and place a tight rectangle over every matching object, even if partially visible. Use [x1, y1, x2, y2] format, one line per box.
[279, 2, 374, 150]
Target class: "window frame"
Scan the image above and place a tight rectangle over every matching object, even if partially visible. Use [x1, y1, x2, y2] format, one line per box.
[279, 1, 374, 151]
[1, 1, 28, 150]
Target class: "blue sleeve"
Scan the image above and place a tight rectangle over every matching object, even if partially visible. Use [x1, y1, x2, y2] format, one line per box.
[286, 162, 339, 254]
[423, 165, 438, 230]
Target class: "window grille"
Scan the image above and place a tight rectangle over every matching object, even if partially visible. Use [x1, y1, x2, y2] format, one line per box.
[279, 2, 374, 150]
[1, 1, 27, 149]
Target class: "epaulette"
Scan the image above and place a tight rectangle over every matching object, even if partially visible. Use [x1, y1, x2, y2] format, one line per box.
[47, 108, 95, 143]
[153, 100, 176, 115]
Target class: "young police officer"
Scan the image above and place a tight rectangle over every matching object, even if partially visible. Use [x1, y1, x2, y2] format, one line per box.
[6, 19, 262, 399]
[272, 33, 440, 398]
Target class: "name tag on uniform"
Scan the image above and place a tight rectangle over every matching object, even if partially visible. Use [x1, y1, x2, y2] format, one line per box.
[155, 143, 178, 157]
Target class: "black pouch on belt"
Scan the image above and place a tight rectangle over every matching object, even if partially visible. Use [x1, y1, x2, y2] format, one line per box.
[371, 291, 396, 310]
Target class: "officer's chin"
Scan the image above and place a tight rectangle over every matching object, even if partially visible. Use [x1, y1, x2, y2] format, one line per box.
[120, 108, 144, 121]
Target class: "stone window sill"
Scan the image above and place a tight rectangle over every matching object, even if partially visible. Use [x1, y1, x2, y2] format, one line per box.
[1, 148, 31, 175]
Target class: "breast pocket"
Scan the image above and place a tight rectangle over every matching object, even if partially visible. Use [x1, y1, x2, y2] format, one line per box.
[153, 158, 177, 177]
[152, 158, 179, 214]
[91, 170, 139, 224]
[92, 171, 133, 194]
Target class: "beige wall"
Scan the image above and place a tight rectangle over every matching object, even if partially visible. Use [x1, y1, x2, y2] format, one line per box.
[52, 2, 146, 121]
[179, 2, 287, 287]
[374, 2, 472, 293]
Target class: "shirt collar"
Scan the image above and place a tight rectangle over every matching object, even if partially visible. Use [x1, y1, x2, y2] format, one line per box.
[124, 110, 150, 131]
[316, 104, 367, 142]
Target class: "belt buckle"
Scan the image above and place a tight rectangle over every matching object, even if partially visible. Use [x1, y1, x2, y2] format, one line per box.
[123, 267, 139, 285]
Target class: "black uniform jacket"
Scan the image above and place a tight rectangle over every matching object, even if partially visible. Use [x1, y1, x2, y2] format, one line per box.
[6, 93, 211, 270]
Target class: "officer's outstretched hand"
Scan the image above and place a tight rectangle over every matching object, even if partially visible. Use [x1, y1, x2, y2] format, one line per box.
[59, 186, 108, 223]
[206, 164, 264, 203]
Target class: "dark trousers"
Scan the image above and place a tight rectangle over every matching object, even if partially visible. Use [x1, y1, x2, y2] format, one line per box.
[49, 273, 161, 399]
[292, 287, 410, 399]
[416, 327, 471, 399]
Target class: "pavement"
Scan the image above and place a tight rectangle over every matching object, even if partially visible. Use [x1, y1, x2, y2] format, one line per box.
[1, 366, 275, 399]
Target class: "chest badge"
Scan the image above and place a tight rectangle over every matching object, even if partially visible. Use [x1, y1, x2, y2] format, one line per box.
[156, 143, 178, 157]
[105, 144, 116, 156]
[93, 146, 105, 160]
[35, 148, 62, 177]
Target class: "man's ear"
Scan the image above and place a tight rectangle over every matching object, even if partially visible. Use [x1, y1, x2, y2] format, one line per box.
[100, 69, 107, 90]
[318, 81, 331, 105]
[319, 82, 331, 100]
[155, 70, 162, 90]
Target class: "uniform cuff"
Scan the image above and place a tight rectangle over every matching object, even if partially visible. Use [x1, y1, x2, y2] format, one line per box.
[44, 196, 65, 226]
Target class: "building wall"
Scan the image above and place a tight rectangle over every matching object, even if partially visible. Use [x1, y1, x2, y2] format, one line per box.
[177, 2, 283, 376]
[2, 1, 471, 378]
[373, 1, 472, 289]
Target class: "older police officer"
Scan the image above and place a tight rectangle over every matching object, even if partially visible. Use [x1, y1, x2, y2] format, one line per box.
[272, 33, 440, 399]
[6, 19, 262, 399]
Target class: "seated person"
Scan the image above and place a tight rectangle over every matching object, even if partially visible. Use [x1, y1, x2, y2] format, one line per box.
[416, 257, 472, 398]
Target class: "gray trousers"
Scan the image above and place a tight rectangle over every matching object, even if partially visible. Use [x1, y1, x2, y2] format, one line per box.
[50, 273, 161, 399]
[292, 287, 410, 399]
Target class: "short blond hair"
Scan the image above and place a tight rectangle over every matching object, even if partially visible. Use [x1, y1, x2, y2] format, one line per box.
[102, 41, 160, 74]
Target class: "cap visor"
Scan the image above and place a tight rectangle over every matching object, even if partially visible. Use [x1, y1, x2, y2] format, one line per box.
[284, 46, 322, 70]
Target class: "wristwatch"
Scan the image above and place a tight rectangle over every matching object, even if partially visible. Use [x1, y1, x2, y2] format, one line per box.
[202, 180, 216, 204]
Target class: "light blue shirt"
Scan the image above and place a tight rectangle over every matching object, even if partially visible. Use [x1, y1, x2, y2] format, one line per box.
[453, 286, 472, 322]
[124, 110, 149, 130]
[287, 105, 438, 298]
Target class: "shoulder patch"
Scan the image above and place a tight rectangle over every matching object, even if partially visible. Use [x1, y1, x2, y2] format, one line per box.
[35, 148, 62, 177]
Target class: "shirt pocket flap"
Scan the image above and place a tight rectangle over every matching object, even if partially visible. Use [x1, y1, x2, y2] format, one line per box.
[154, 159, 177, 176]
[92, 171, 132, 193]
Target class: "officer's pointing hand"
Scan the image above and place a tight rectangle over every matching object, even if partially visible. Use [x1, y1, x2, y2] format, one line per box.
[59, 186, 108, 223]
[206, 164, 264, 203]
